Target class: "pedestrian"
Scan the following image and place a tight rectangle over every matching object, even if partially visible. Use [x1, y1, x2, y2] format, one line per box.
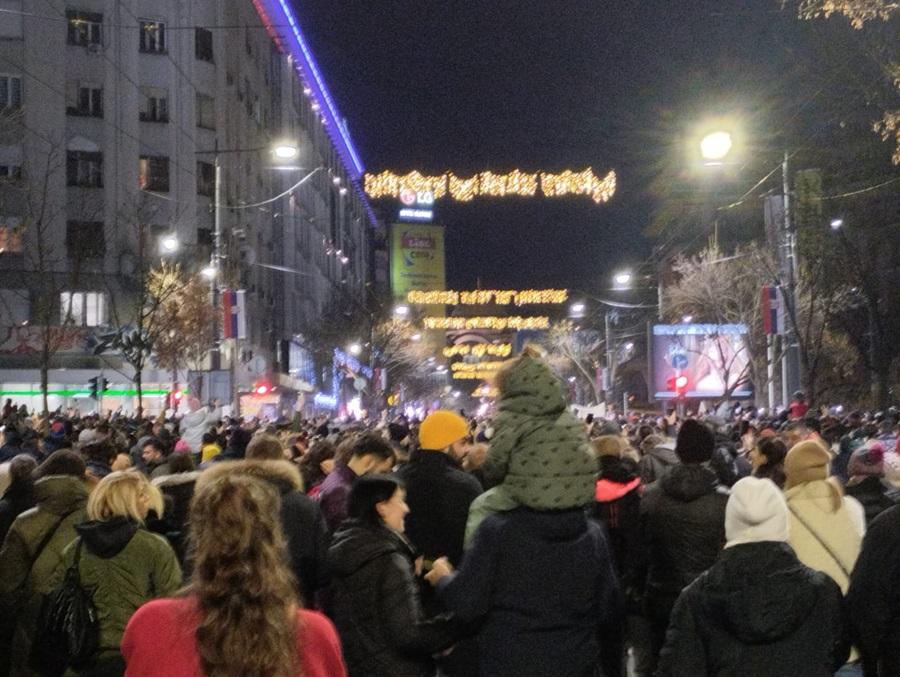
[749, 437, 787, 489]
[637, 418, 729, 672]
[177, 396, 221, 455]
[844, 442, 897, 525]
[464, 346, 597, 545]
[0, 450, 90, 674]
[328, 474, 456, 677]
[846, 502, 900, 677]
[42, 470, 181, 674]
[592, 435, 642, 580]
[199, 431, 221, 463]
[139, 437, 171, 479]
[201, 434, 330, 605]
[638, 433, 679, 485]
[299, 439, 337, 499]
[657, 477, 849, 676]
[82, 438, 118, 481]
[0, 454, 37, 543]
[317, 433, 395, 533]
[122, 473, 346, 677]
[149, 452, 200, 566]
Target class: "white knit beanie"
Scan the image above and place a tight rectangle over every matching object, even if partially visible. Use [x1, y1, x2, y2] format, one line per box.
[725, 476, 790, 548]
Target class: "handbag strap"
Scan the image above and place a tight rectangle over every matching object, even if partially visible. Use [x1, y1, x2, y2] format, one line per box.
[787, 504, 852, 578]
[30, 507, 79, 570]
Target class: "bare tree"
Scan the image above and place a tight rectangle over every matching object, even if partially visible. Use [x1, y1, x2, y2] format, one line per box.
[542, 321, 603, 404]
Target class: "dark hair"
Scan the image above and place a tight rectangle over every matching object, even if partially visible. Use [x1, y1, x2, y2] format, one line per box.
[347, 474, 404, 526]
[168, 452, 195, 474]
[201, 432, 217, 445]
[349, 433, 395, 462]
[81, 440, 117, 465]
[758, 438, 788, 466]
[226, 428, 253, 458]
[35, 449, 86, 479]
[8, 454, 37, 488]
[142, 437, 166, 455]
[803, 416, 821, 435]
[299, 440, 336, 490]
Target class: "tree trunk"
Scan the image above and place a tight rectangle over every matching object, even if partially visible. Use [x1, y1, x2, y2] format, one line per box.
[135, 367, 143, 419]
[40, 360, 49, 416]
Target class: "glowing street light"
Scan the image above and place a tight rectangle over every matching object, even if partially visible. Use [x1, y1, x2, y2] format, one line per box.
[394, 304, 410, 318]
[410, 333, 422, 342]
[272, 143, 299, 160]
[570, 302, 586, 317]
[160, 235, 179, 254]
[348, 343, 362, 356]
[830, 218, 844, 230]
[700, 131, 733, 164]
[200, 265, 217, 280]
[613, 271, 632, 287]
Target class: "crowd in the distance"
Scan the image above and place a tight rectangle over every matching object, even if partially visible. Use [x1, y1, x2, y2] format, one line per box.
[0, 350, 898, 677]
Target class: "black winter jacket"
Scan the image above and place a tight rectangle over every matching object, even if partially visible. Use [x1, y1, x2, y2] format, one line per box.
[396, 449, 483, 567]
[0, 482, 35, 543]
[847, 503, 900, 677]
[638, 463, 728, 626]
[844, 476, 899, 526]
[658, 541, 849, 677]
[149, 471, 200, 566]
[328, 521, 456, 677]
[593, 455, 642, 589]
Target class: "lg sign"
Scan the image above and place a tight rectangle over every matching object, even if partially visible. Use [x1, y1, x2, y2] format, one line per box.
[399, 189, 435, 207]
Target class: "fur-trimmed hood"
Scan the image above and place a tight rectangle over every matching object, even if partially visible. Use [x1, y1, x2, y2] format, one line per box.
[151, 471, 202, 488]
[196, 458, 304, 494]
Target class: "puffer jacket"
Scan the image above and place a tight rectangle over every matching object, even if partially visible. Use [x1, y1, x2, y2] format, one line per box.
[149, 471, 201, 566]
[639, 441, 679, 485]
[328, 521, 456, 677]
[0, 475, 88, 674]
[199, 459, 330, 603]
[638, 463, 728, 626]
[483, 355, 596, 510]
[658, 541, 848, 677]
[49, 517, 182, 655]
[844, 475, 899, 526]
[594, 455, 642, 586]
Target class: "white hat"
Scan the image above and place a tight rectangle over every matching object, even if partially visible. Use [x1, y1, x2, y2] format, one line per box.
[725, 476, 790, 548]
[884, 452, 900, 489]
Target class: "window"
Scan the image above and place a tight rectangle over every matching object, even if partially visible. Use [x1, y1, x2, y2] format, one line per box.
[139, 86, 167, 122]
[0, 1, 23, 39]
[139, 20, 165, 53]
[0, 74, 22, 110]
[0, 215, 22, 253]
[67, 9, 102, 46]
[65, 221, 105, 259]
[197, 161, 214, 197]
[66, 151, 103, 187]
[195, 94, 215, 130]
[195, 27, 213, 62]
[60, 291, 107, 326]
[138, 155, 169, 192]
[0, 144, 22, 180]
[66, 82, 103, 117]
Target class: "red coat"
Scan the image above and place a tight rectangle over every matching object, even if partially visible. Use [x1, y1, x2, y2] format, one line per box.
[122, 597, 346, 677]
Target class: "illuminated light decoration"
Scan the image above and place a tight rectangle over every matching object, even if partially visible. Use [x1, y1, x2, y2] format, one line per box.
[443, 343, 513, 358]
[398, 208, 434, 222]
[423, 316, 551, 331]
[472, 385, 499, 398]
[364, 168, 616, 204]
[314, 393, 338, 409]
[453, 371, 503, 381]
[451, 361, 506, 372]
[407, 289, 568, 306]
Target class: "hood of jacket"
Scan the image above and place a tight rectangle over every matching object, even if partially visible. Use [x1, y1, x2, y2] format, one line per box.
[700, 541, 820, 643]
[784, 479, 842, 513]
[34, 475, 89, 515]
[646, 444, 679, 466]
[197, 458, 303, 494]
[660, 464, 722, 502]
[328, 520, 413, 578]
[151, 470, 202, 488]
[498, 355, 566, 417]
[75, 516, 139, 558]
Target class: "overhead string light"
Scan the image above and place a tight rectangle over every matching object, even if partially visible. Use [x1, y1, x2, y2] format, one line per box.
[364, 168, 616, 204]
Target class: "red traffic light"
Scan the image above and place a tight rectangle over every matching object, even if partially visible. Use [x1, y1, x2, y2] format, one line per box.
[254, 382, 271, 396]
[675, 375, 688, 390]
[172, 390, 183, 402]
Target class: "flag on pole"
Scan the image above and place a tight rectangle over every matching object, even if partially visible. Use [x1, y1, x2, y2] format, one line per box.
[761, 285, 784, 335]
[222, 289, 247, 340]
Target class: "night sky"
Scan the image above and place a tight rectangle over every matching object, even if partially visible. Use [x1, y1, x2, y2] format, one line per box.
[292, 1, 880, 292]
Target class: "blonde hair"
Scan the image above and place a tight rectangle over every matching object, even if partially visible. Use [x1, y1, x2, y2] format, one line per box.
[87, 470, 164, 523]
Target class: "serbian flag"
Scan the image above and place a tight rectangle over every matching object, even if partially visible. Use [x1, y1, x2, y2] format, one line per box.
[222, 289, 247, 340]
[761, 285, 784, 335]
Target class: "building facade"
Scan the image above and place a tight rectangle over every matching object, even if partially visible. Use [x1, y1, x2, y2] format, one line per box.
[0, 0, 374, 412]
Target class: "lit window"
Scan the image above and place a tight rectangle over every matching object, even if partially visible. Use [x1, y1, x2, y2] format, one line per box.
[67, 9, 102, 46]
[138, 156, 169, 192]
[60, 291, 107, 326]
[139, 20, 166, 53]
[0, 215, 23, 253]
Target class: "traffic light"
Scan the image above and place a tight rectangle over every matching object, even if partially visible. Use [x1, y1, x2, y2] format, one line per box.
[88, 376, 99, 400]
[666, 373, 689, 398]
[99, 377, 109, 395]
[172, 390, 183, 403]
[253, 381, 271, 396]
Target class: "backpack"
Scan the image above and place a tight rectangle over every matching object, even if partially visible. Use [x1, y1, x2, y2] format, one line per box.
[29, 538, 100, 676]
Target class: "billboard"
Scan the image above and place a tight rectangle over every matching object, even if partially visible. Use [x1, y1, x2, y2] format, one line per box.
[390, 223, 445, 301]
[652, 324, 752, 399]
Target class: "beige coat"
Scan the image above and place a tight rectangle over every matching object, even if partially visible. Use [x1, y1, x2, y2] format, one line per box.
[784, 480, 865, 593]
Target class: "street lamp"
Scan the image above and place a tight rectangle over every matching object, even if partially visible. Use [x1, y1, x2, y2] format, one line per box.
[348, 343, 362, 356]
[570, 302, 586, 317]
[613, 271, 632, 288]
[830, 218, 844, 230]
[411, 333, 422, 342]
[200, 265, 217, 280]
[394, 304, 409, 318]
[159, 234, 179, 254]
[699, 131, 733, 164]
[272, 143, 299, 161]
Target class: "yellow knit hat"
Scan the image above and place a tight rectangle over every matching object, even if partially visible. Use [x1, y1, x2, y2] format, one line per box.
[784, 439, 831, 488]
[419, 410, 469, 450]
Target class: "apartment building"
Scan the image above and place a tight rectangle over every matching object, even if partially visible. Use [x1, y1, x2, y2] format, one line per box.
[0, 0, 374, 411]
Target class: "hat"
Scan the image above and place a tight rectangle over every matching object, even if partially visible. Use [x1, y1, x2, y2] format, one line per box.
[173, 439, 191, 454]
[784, 440, 831, 488]
[847, 442, 885, 478]
[883, 452, 900, 489]
[593, 435, 624, 458]
[418, 410, 469, 451]
[640, 434, 663, 455]
[675, 419, 715, 464]
[725, 476, 790, 547]
[78, 428, 103, 446]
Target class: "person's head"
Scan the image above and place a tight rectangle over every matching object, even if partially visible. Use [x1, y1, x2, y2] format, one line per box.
[245, 434, 285, 461]
[167, 452, 195, 474]
[418, 410, 469, 458]
[784, 440, 843, 510]
[749, 437, 787, 470]
[6, 454, 37, 491]
[793, 391, 806, 403]
[725, 476, 789, 548]
[34, 449, 86, 480]
[299, 440, 336, 488]
[347, 474, 408, 532]
[226, 427, 253, 458]
[201, 431, 218, 447]
[346, 433, 395, 476]
[492, 344, 562, 407]
[141, 437, 166, 465]
[675, 419, 715, 464]
[847, 442, 885, 479]
[188, 474, 297, 676]
[81, 439, 117, 467]
[593, 435, 625, 459]
[87, 470, 163, 523]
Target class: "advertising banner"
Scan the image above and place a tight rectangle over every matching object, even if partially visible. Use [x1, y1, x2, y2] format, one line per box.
[390, 224, 445, 301]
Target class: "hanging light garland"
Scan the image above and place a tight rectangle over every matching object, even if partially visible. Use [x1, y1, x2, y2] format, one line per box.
[423, 316, 551, 331]
[408, 289, 568, 306]
[443, 343, 513, 358]
[364, 168, 616, 204]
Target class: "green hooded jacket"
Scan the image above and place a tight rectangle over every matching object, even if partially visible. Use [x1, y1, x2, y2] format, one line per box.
[483, 355, 597, 509]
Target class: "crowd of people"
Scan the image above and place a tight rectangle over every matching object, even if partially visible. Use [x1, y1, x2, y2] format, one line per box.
[0, 353, 898, 676]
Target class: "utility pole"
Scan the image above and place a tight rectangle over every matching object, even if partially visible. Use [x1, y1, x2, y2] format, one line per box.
[211, 147, 222, 373]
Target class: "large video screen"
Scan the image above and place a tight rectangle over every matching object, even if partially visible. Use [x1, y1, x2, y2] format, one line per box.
[652, 324, 752, 399]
